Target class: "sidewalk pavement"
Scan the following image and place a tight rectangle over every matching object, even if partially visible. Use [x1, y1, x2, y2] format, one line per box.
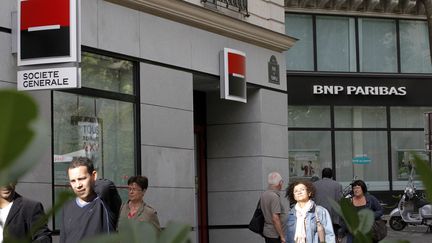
[384, 225, 431, 243]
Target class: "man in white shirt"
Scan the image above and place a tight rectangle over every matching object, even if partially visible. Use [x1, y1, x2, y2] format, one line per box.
[0, 182, 51, 243]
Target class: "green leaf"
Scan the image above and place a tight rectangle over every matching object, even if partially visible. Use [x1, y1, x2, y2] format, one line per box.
[0, 117, 48, 187]
[412, 154, 432, 203]
[356, 209, 374, 234]
[158, 222, 191, 243]
[339, 198, 359, 233]
[0, 90, 38, 168]
[353, 232, 371, 243]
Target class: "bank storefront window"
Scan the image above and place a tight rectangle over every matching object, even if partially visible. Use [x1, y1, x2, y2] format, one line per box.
[391, 131, 426, 191]
[53, 51, 137, 229]
[335, 131, 389, 191]
[285, 14, 314, 71]
[334, 106, 386, 128]
[390, 106, 432, 128]
[400, 20, 432, 73]
[359, 18, 397, 73]
[316, 16, 356, 72]
[288, 106, 330, 128]
[289, 131, 332, 181]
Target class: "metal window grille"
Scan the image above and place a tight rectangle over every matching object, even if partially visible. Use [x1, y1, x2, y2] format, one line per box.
[202, 0, 249, 17]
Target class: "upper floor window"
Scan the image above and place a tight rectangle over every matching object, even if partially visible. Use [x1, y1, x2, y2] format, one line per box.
[316, 16, 356, 72]
[285, 13, 431, 74]
[400, 20, 432, 73]
[285, 14, 314, 71]
[359, 18, 397, 72]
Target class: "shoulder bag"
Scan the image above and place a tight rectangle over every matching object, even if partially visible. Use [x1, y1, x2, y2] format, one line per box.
[248, 200, 264, 236]
[371, 219, 387, 241]
[315, 207, 326, 243]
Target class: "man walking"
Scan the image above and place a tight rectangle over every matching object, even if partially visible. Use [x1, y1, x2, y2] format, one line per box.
[260, 172, 286, 243]
[60, 157, 121, 243]
[313, 168, 343, 233]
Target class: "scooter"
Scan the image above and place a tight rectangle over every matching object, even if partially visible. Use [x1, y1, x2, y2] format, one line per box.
[389, 165, 432, 231]
[342, 176, 357, 199]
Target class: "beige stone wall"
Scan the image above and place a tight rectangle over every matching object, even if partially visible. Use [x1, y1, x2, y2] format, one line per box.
[183, 0, 285, 33]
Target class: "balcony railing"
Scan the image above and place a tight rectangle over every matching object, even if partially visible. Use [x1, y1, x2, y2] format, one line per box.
[202, 0, 249, 17]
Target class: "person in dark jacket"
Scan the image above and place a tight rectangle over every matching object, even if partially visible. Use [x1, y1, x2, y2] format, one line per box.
[0, 182, 52, 243]
[339, 180, 383, 243]
[60, 157, 121, 243]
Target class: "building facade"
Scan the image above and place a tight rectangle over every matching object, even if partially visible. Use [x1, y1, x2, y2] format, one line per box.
[0, 0, 294, 242]
[1, 0, 431, 243]
[285, 0, 432, 211]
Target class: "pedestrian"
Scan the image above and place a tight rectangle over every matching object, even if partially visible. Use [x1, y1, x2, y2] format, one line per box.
[261, 172, 286, 243]
[339, 180, 384, 243]
[313, 168, 343, 234]
[0, 182, 52, 243]
[60, 157, 122, 243]
[118, 175, 161, 232]
[285, 180, 335, 243]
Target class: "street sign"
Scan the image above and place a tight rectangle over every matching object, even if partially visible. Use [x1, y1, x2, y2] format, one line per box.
[352, 155, 371, 164]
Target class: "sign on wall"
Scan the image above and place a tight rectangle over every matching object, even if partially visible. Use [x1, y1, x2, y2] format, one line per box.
[17, 67, 80, 90]
[17, 0, 80, 91]
[220, 48, 247, 103]
[17, 0, 79, 66]
[268, 55, 280, 85]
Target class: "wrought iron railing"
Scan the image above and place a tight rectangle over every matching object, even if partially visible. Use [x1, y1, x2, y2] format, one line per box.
[202, 0, 249, 17]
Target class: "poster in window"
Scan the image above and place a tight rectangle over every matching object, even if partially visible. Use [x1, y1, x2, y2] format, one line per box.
[396, 149, 428, 180]
[289, 150, 320, 179]
[72, 116, 103, 171]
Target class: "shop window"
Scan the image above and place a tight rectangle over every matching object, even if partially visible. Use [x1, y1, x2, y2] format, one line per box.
[334, 106, 386, 128]
[391, 131, 427, 190]
[81, 52, 134, 94]
[390, 106, 432, 128]
[285, 14, 314, 71]
[400, 20, 432, 73]
[335, 131, 389, 191]
[288, 106, 330, 128]
[53, 52, 137, 229]
[288, 131, 332, 180]
[359, 18, 397, 72]
[316, 16, 356, 72]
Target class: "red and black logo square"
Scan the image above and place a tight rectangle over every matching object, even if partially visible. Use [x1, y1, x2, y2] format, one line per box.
[20, 0, 70, 60]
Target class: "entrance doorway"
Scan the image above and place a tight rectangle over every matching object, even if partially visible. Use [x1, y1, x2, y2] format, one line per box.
[194, 91, 208, 243]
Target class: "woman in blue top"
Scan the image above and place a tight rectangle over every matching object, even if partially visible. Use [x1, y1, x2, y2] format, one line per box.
[285, 180, 336, 243]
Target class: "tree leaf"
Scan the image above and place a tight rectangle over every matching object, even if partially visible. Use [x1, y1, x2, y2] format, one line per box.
[356, 209, 374, 234]
[339, 198, 359, 233]
[158, 222, 191, 243]
[412, 154, 432, 203]
[0, 90, 38, 168]
[353, 232, 371, 243]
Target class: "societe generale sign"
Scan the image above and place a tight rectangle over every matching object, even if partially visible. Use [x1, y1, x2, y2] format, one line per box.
[219, 48, 247, 103]
[17, 0, 80, 91]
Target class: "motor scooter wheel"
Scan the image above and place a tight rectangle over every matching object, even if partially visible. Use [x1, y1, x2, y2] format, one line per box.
[389, 216, 407, 231]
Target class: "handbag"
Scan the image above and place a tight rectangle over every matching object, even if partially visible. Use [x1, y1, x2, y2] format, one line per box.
[248, 200, 264, 236]
[315, 207, 326, 243]
[371, 219, 387, 241]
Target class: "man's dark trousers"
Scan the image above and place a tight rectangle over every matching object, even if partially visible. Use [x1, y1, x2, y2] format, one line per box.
[265, 237, 281, 243]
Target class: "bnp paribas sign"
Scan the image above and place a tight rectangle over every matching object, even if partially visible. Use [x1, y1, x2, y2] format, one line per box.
[17, 0, 80, 91]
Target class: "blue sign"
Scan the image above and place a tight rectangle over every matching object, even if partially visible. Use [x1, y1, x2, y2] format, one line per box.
[352, 156, 371, 164]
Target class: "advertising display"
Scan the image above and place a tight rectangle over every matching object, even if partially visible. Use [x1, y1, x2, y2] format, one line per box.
[289, 150, 320, 179]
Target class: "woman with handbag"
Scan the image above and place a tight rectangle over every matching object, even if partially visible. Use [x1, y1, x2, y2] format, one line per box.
[285, 180, 336, 243]
[339, 180, 386, 243]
